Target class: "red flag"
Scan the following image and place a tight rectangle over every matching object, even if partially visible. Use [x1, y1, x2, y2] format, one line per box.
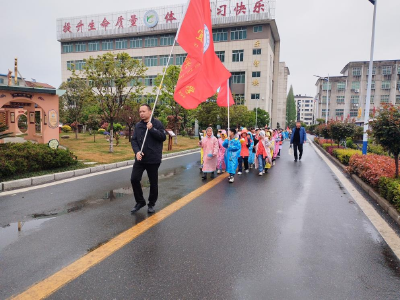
[174, 0, 231, 109]
[217, 79, 234, 107]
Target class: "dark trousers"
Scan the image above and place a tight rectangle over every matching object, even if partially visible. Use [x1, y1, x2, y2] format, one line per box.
[293, 143, 303, 160]
[238, 156, 249, 172]
[130, 162, 161, 206]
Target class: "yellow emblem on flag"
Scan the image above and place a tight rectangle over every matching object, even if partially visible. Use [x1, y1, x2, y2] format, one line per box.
[196, 29, 204, 43]
[183, 57, 192, 69]
[185, 86, 195, 94]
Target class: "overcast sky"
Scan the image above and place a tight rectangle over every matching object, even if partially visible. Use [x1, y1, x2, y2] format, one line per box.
[1, 0, 398, 97]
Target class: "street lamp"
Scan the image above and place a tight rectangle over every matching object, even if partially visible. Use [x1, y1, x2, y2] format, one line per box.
[363, 0, 378, 155]
[314, 74, 330, 124]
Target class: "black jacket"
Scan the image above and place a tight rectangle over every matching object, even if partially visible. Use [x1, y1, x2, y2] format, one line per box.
[131, 118, 166, 164]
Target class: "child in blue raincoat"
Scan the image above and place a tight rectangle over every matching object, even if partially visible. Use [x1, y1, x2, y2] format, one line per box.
[247, 132, 255, 168]
[223, 128, 241, 183]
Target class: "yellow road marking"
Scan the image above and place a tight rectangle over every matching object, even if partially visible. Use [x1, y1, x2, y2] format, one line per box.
[10, 173, 228, 300]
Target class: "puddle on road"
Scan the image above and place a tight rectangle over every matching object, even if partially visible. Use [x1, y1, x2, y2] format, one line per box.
[0, 217, 55, 252]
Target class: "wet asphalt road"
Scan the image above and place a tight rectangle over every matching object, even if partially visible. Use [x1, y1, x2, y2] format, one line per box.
[1, 141, 400, 299]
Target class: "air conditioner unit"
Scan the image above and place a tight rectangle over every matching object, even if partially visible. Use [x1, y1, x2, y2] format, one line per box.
[355, 89, 360, 93]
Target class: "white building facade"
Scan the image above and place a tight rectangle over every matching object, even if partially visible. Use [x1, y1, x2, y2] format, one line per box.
[294, 95, 315, 126]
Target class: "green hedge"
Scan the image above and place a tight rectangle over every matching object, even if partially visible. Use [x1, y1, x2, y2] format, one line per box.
[379, 177, 400, 210]
[332, 148, 362, 165]
[0, 142, 77, 178]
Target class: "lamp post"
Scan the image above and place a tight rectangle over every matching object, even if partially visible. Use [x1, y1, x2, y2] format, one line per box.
[314, 75, 330, 124]
[363, 0, 378, 155]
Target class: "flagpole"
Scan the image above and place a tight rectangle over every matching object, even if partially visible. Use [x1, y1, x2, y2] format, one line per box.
[139, 39, 177, 154]
[227, 79, 230, 132]
[139, 0, 192, 155]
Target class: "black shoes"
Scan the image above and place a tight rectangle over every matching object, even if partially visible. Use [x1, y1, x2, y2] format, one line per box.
[130, 202, 146, 214]
[148, 206, 155, 214]
[299, 156, 302, 161]
[294, 159, 298, 162]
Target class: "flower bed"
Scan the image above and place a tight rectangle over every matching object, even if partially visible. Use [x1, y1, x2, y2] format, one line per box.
[332, 149, 362, 166]
[379, 177, 400, 210]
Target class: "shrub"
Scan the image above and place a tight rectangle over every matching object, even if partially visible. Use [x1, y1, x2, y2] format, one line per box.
[0, 142, 77, 178]
[332, 148, 362, 165]
[348, 154, 395, 187]
[98, 128, 105, 134]
[326, 145, 344, 156]
[368, 143, 387, 156]
[181, 130, 187, 137]
[317, 139, 333, 146]
[107, 123, 123, 132]
[346, 138, 356, 149]
[379, 177, 400, 209]
[61, 125, 72, 133]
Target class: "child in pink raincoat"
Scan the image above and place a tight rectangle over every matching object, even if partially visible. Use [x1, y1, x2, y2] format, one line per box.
[217, 130, 227, 174]
[199, 127, 219, 180]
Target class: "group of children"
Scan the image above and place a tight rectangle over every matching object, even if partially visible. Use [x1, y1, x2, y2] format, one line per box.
[199, 127, 287, 183]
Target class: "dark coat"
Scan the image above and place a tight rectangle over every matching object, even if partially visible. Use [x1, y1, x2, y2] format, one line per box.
[131, 118, 166, 164]
[290, 127, 307, 144]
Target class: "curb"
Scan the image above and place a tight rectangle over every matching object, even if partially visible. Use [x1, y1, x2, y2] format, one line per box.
[313, 141, 400, 227]
[1, 148, 200, 192]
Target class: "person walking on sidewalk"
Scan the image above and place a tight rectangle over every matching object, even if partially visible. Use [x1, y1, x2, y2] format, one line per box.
[290, 121, 307, 162]
[217, 130, 227, 174]
[223, 129, 241, 183]
[199, 127, 219, 180]
[255, 130, 272, 176]
[130, 104, 166, 214]
[238, 129, 251, 175]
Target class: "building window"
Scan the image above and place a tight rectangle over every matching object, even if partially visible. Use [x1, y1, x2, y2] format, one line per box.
[366, 95, 374, 103]
[74, 60, 86, 71]
[115, 39, 128, 49]
[368, 80, 376, 90]
[144, 56, 158, 67]
[322, 82, 331, 91]
[337, 82, 346, 91]
[212, 29, 228, 42]
[352, 67, 361, 76]
[102, 40, 113, 51]
[253, 25, 263, 33]
[75, 42, 86, 52]
[350, 110, 358, 117]
[160, 35, 174, 46]
[381, 80, 391, 90]
[322, 109, 330, 117]
[144, 76, 157, 86]
[216, 51, 225, 62]
[88, 41, 99, 51]
[67, 61, 73, 70]
[175, 54, 187, 65]
[0, 78, 4, 84]
[252, 49, 261, 55]
[334, 95, 344, 103]
[367, 66, 376, 75]
[336, 109, 344, 116]
[231, 72, 245, 84]
[396, 95, 400, 104]
[382, 66, 392, 75]
[234, 94, 245, 105]
[351, 95, 359, 104]
[231, 27, 247, 40]
[130, 38, 143, 48]
[132, 56, 142, 62]
[396, 81, 400, 91]
[381, 95, 390, 103]
[252, 71, 261, 78]
[145, 36, 158, 48]
[160, 55, 170, 66]
[351, 81, 360, 91]
[232, 50, 244, 62]
[321, 96, 327, 104]
[251, 94, 260, 100]
[63, 43, 73, 53]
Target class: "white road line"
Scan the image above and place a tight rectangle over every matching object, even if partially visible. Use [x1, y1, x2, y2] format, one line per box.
[0, 151, 200, 197]
[310, 138, 400, 260]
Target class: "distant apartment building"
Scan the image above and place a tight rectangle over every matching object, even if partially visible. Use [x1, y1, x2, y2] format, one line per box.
[57, 0, 289, 127]
[315, 60, 400, 120]
[294, 95, 315, 125]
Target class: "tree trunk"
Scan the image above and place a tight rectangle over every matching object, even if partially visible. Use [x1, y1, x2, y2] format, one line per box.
[75, 127, 78, 140]
[109, 123, 114, 153]
[93, 132, 96, 143]
[174, 123, 178, 145]
[128, 126, 132, 142]
[395, 153, 399, 178]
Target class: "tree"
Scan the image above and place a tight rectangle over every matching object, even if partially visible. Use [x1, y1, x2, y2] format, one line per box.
[82, 52, 147, 153]
[329, 121, 356, 147]
[286, 85, 296, 128]
[252, 108, 270, 128]
[86, 114, 101, 142]
[369, 105, 400, 177]
[0, 124, 12, 140]
[153, 65, 182, 144]
[119, 103, 140, 142]
[60, 71, 92, 139]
